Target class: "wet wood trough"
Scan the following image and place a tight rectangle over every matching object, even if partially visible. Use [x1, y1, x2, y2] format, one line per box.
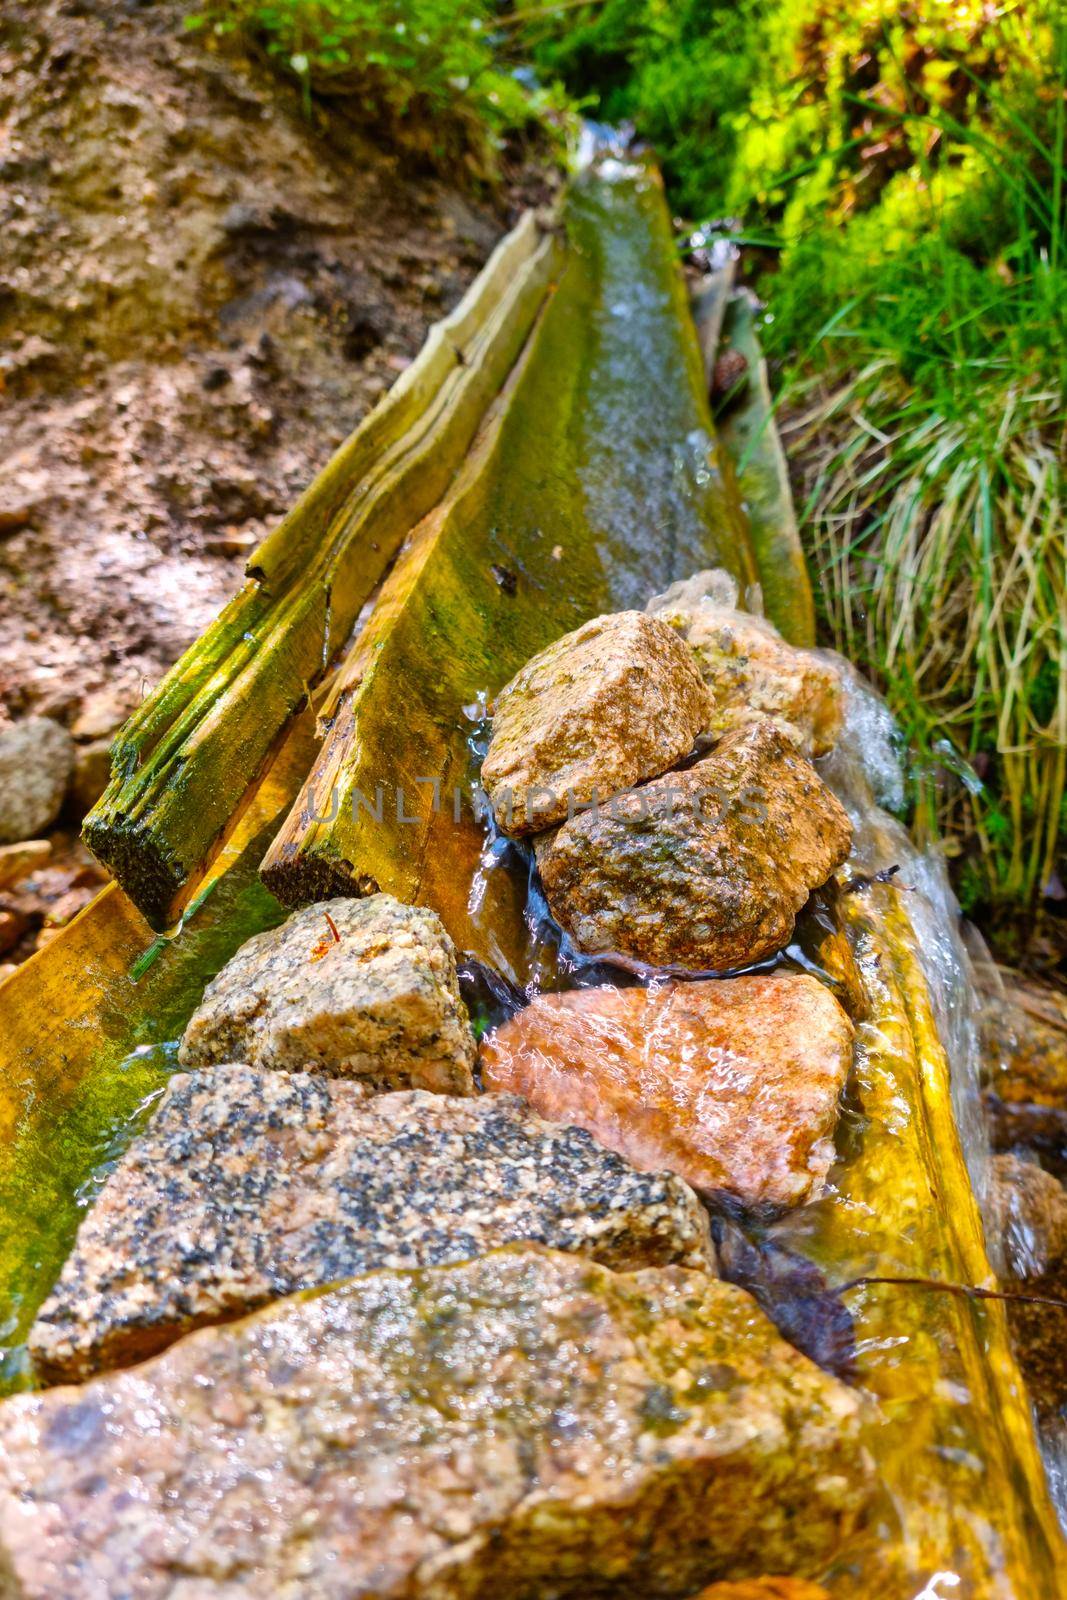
[0, 152, 1064, 1597]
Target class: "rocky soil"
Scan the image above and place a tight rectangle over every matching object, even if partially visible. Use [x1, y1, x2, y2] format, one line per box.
[0, 0, 546, 962]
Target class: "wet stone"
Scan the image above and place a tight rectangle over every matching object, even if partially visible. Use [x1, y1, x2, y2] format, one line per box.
[481, 974, 854, 1212]
[990, 1152, 1067, 1284]
[29, 1066, 714, 1384]
[0, 1247, 873, 1599]
[535, 720, 853, 971]
[649, 570, 843, 757]
[179, 894, 476, 1091]
[481, 609, 713, 835]
[981, 972, 1067, 1175]
[989, 1153, 1067, 1428]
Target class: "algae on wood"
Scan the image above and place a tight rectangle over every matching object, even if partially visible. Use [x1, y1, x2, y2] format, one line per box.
[82, 214, 560, 930]
[0, 710, 320, 1390]
[261, 162, 757, 918]
[717, 291, 815, 647]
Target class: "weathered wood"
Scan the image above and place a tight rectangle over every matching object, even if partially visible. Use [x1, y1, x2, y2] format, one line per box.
[690, 258, 737, 389]
[0, 706, 321, 1390]
[83, 214, 561, 929]
[261, 163, 757, 920]
[717, 290, 815, 645]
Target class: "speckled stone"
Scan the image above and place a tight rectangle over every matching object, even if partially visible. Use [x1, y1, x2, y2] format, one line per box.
[179, 895, 476, 1091]
[1, 1248, 873, 1599]
[481, 610, 713, 835]
[28, 1067, 714, 1384]
[535, 720, 853, 970]
[480, 975, 854, 1212]
[648, 571, 843, 757]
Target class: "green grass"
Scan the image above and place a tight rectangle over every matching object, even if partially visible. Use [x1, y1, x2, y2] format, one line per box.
[522, 0, 1066, 930]
[759, 28, 1067, 921]
[187, 0, 568, 178]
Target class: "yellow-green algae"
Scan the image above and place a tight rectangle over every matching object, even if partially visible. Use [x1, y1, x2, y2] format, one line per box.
[717, 292, 815, 647]
[0, 714, 319, 1389]
[262, 162, 756, 918]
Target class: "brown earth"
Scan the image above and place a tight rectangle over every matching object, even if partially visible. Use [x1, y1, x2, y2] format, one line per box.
[0, 0, 551, 958]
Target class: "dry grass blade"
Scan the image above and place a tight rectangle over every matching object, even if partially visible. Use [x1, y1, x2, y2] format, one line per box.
[784, 369, 1065, 913]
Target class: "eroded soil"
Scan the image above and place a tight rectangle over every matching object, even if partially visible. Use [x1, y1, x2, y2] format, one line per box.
[0, 0, 545, 730]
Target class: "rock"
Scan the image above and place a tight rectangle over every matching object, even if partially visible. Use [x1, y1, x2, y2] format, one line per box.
[179, 895, 476, 1091]
[70, 685, 136, 742]
[481, 974, 854, 1211]
[481, 610, 713, 835]
[0, 717, 73, 843]
[0, 1248, 873, 1598]
[648, 570, 842, 757]
[29, 1066, 713, 1384]
[988, 1153, 1067, 1429]
[0, 907, 27, 957]
[69, 735, 113, 814]
[535, 720, 852, 970]
[990, 1152, 1067, 1283]
[981, 970, 1067, 1174]
[690, 1583, 830, 1600]
[0, 838, 51, 890]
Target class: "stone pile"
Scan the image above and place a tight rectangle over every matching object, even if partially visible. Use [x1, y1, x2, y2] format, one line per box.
[482, 596, 851, 972]
[1, 578, 871, 1595]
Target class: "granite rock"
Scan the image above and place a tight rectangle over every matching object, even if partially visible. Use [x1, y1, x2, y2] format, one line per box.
[0, 717, 73, 843]
[481, 610, 713, 835]
[0, 1247, 872, 1598]
[29, 1066, 714, 1383]
[481, 974, 854, 1211]
[649, 571, 842, 757]
[535, 720, 853, 970]
[179, 895, 476, 1091]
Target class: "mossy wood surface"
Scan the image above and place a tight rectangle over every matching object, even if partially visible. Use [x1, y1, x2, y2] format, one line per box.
[261, 163, 755, 917]
[717, 291, 815, 646]
[83, 214, 560, 930]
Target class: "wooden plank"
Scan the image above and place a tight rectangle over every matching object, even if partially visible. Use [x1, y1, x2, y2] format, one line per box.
[261, 162, 758, 920]
[83, 216, 561, 929]
[717, 289, 816, 645]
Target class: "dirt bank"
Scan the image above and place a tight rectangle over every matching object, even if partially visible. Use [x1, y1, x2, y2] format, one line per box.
[0, 0, 546, 734]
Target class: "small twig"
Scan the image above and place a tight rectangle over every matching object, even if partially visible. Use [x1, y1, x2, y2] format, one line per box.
[839, 1274, 1067, 1311]
[842, 864, 902, 894]
[310, 911, 342, 962]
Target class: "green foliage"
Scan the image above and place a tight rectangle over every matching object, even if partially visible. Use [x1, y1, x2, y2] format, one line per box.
[521, 1, 764, 216]
[527, 0, 1066, 921]
[188, 0, 564, 177]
